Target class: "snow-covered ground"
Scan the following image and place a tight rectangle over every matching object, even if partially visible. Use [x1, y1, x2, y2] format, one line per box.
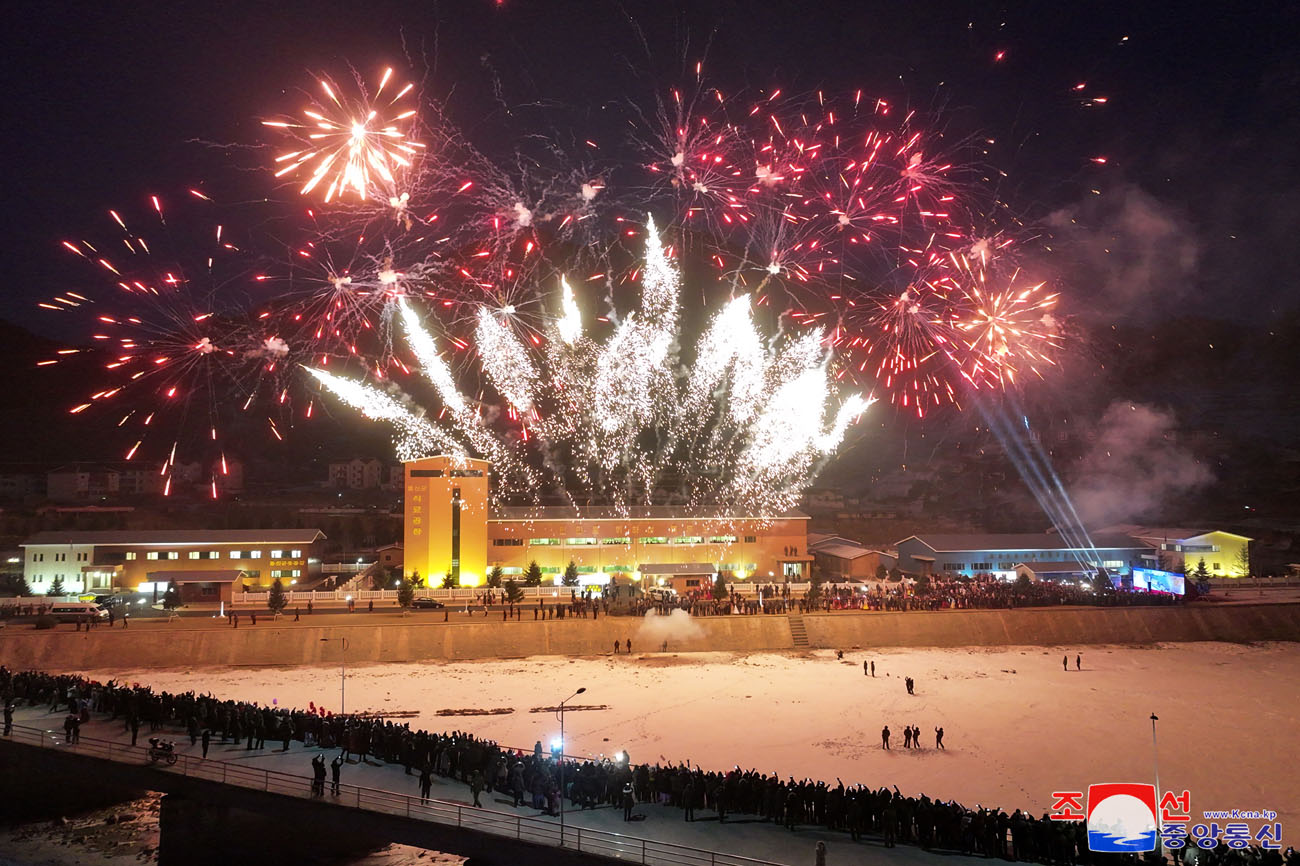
[81, 642, 1299, 843]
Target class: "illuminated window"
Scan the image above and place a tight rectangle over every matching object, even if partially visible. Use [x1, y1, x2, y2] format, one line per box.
[292, 569, 301, 578]
[1102, 560, 1124, 568]
[576, 565, 597, 573]
[565, 538, 597, 546]
[147, 552, 160, 561]
[501, 567, 523, 575]
[271, 549, 284, 558]
[708, 536, 737, 544]
[640, 537, 668, 545]
[971, 562, 992, 571]
[530, 538, 561, 546]
[229, 550, 242, 559]
[602, 537, 631, 546]
[207, 551, 219, 560]
[540, 566, 560, 574]
[189, 552, 201, 560]
[125, 552, 137, 561]
[290, 549, 303, 558]
[249, 550, 262, 559]
[605, 565, 631, 572]
[166, 551, 180, 560]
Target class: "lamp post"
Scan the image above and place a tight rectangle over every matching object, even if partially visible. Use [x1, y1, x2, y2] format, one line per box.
[1151, 713, 1161, 854]
[556, 687, 586, 847]
[320, 637, 350, 717]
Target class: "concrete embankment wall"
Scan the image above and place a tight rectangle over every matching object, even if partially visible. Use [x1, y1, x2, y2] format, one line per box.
[1, 604, 1297, 670]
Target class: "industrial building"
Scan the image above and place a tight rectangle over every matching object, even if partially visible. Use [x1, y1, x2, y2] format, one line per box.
[402, 455, 810, 588]
[894, 533, 1156, 579]
[21, 529, 326, 597]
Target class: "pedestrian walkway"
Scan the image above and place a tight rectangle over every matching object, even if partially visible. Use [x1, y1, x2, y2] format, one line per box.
[5, 705, 983, 866]
[788, 616, 809, 648]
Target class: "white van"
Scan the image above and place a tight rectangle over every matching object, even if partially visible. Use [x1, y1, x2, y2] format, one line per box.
[49, 602, 110, 622]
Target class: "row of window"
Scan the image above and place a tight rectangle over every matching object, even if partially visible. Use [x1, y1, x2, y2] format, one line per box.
[269, 569, 303, 578]
[30, 552, 91, 563]
[507, 535, 753, 547]
[134, 548, 304, 561]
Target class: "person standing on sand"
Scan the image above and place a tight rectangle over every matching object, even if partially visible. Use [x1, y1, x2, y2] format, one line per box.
[1063, 655, 1068, 671]
[816, 841, 827, 866]
[864, 660, 869, 676]
[935, 727, 945, 749]
[1076, 654, 1081, 670]
[881, 725, 890, 749]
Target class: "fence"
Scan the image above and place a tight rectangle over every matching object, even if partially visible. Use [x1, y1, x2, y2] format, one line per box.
[4, 723, 781, 866]
[235, 582, 829, 606]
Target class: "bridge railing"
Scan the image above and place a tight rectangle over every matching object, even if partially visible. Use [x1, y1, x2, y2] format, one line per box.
[6, 723, 779, 866]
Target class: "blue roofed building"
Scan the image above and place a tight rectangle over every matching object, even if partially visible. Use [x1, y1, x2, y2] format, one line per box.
[895, 533, 1156, 579]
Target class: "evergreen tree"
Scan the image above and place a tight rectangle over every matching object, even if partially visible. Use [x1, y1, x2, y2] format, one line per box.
[914, 573, 931, 594]
[48, 575, 65, 597]
[562, 560, 580, 587]
[875, 563, 888, 581]
[712, 572, 730, 601]
[486, 566, 504, 589]
[162, 583, 181, 610]
[524, 560, 543, 587]
[1193, 558, 1211, 580]
[441, 571, 457, 589]
[504, 578, 524, 605]
[2, 574, 32, 596]
[806, 571, 824, 604]
[397, 576, 415, 609]
[267, 578, 288, 614]
[1233, 544, 1251, 578]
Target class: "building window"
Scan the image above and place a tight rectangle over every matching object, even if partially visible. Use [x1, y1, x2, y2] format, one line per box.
[207, 551, 219, 560]
[271, 549, 284, 558]
[410, 469, 444, 477]
[492, 538, 524, 547]
[602, 537, 631, 546]
[229, 550, 242, 559]
[743, 535, 757, 544]
[674, 536, 704, 545]
[605, 565, 632, 572]
[290, 549, 303, 558]
[189, 552, 201, 560]
[577, 565, 597, 574]
[449, 469, 484, 477]
[147, 552, 160, 560]
[942, 562, 965, 571]
[640, 537, 668, 545]
[1102, 560, 1124, 568]
[249, 550, 262, 559]
[126, 552, 137, 561]
[501, 567, 523, 575]
[708, 535, 737, 544]
[530, 538, 561, 546]
[565, 538, 597, 546]
[1212, 562, 1222, 570]
[998, 563, 1014, 570]
[971, 562, 992, 571]
[292, 569, 301, 578]
[540, 566, 560, 574]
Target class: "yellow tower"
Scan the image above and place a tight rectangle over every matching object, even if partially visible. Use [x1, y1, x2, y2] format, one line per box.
[403, 455, 490, 586]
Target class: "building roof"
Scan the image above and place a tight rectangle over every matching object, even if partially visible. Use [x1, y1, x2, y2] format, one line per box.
[146, 570, 248, 583]
[21, 529, 327, 547]
[1100, 525, 1253, 543]
[812, 542, 879, 560]
[639, 562, 717, 575]
[1015, 561, 1098, 575]
[492, 505, 810, 521]
[897, 533, 1151, 553]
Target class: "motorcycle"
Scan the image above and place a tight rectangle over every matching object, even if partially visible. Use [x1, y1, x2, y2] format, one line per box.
[147, 736, 178, 765]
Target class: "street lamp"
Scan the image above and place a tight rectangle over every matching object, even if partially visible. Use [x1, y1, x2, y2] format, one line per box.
[1151, 713, 1161, 854]
[320, 637, 350, 717]
[556, 687, 586, 847]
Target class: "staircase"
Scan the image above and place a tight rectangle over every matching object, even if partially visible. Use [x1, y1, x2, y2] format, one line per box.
[788, 615, 809, 648]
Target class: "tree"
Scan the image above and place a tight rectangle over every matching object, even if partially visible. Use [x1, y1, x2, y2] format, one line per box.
[162, 583, 181, 610]
[397, 576, 415, 610]
[887, 567, 903, 582]
[1015, 573, 1032, 592]
[524, 560, 543, 587]
[486, 566, 504, 589]
[48, 575, 65, 597]
[806, 572, 824, 605]
[504, 578, 524, 605]
[1093, 569, 1114, 595]
[410, 572, 426, 589]
[441, 571, 458, 589]
[914, 573, 931, 594]
[1193, 558, 1211, 580]
[1233, 544, 1251, 578]
[2, 574, 32, 597]
[267, 578, 288, 614]
[712, 572, 730, 601]
[875, 563, 888, 581]
[562, 560, 580, 587]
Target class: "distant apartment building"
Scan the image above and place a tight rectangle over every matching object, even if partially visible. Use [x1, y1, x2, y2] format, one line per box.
[45, 459, 242, 501]
[328, 458, 385, 490]
[21, 529, 326, 598]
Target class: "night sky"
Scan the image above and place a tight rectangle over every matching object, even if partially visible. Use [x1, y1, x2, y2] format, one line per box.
[1, 1, 1296, 518]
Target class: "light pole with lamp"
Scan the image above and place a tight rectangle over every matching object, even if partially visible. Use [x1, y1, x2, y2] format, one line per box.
[556, 687, 586, 847]
[1151, 713, 1162, 855]
[320, 637, 350, 717]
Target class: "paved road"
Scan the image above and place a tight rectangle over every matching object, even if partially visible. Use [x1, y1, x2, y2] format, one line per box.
[6, 704, 986, 866]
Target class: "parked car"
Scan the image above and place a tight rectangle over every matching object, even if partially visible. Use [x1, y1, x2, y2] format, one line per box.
[411, 598, 445, 610]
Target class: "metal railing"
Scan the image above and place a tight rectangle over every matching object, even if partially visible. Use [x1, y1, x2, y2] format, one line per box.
[4, 723, 780, 866]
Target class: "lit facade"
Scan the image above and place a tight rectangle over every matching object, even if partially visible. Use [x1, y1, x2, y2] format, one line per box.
[21, 529, 326, 596]
[402, 456, 810, 587]
[1102, 526, 1253, 577]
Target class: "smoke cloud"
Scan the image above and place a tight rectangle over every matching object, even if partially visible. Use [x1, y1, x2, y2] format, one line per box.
[636, 609, 704, 648]
[1071, 401, 1212, 526]
[1046, 184, 1199, 315]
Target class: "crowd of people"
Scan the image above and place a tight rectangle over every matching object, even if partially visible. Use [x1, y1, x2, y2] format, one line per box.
[4, 666, 1289, 866]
